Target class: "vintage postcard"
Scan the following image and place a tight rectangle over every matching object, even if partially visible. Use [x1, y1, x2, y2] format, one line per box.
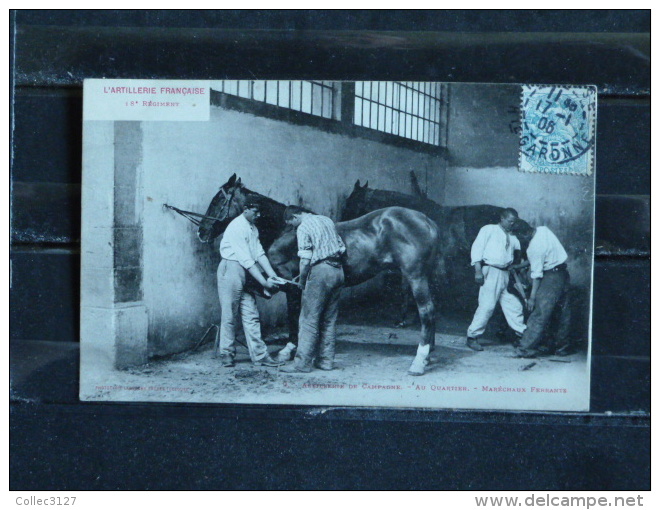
[80, 79, 596, 411]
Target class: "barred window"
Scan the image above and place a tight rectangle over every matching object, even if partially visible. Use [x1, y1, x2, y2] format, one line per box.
[212, 80, 339, 120]
[354, 82, 443, 146]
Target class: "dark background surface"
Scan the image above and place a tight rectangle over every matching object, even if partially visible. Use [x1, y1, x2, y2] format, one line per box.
[10, 10, 650, 490]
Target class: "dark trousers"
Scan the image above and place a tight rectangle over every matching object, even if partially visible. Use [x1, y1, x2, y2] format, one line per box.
[294, 262, 345, 370]
[519, 268, 571, 352]
[520, 269, 571, 350]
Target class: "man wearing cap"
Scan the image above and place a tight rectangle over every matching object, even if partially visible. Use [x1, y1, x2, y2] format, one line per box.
[466, 208, 527, 351]
[217, 196, 284, 368]
[514, 224, 572, 358]
[280, 206, 346, 373]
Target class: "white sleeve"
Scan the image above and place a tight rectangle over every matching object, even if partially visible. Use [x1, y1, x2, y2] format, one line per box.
[470, 226, 489, 266]
[527, 239, 545, 279]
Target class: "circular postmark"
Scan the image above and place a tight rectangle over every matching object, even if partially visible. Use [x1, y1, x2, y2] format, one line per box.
[519, 85, 596, 175]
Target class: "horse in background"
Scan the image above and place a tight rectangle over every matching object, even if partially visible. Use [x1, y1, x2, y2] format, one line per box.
[198, 174, 440, 375]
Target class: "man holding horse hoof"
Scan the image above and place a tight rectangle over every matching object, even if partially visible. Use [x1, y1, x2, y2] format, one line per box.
[512, 224, 572, 358]
[466, 208, 527, 351]
[280, 206, 346, 373]
[217, 196, 285, 368]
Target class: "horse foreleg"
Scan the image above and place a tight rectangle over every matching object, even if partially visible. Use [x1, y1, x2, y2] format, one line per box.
[406, 276, 436, 376]
[277, 288, 301, 362]
[286, 287, 301, 344]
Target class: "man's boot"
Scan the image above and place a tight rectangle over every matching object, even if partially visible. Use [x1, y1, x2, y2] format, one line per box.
[220, 355, 235, 367]
[466, 337, 484, 351]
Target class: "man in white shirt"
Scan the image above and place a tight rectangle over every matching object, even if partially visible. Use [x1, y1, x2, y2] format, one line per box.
[217, 196, 284, 367]
[280, 206, 346, 373]
[466, 208, 527, 351]
[514, 225, 572, 358]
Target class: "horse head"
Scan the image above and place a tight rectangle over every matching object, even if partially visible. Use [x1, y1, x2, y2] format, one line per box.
[197, 173, 249, 243]
[341, 179, 370, 221]
[511, 217, 534, 254]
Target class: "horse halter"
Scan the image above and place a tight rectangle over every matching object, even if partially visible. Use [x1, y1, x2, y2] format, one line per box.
[215, 184, 238, 223]
[163, 184, 239, 228]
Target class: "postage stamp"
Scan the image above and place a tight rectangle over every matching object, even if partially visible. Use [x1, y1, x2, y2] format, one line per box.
[519, 85, 596, 176]
[80, 80, 596, 411]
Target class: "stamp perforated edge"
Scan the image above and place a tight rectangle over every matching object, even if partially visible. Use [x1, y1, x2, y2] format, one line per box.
[518, 84, 597, 177]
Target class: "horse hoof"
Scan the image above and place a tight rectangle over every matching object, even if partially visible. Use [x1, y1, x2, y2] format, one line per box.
[276, 342, 296, 362]
[408, 360, 426, 376]
[408, 366, 425, 376]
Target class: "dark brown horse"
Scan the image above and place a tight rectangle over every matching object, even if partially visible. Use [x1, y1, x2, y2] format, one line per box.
[198, 174, 439, 375]
[342, 179, 532, 324]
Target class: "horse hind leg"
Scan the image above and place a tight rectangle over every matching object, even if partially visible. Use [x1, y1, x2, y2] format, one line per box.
[396, 273, 411, 328]
[405, 274, 436, 376]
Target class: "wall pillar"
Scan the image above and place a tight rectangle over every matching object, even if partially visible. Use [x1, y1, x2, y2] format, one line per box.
[80, 121, 148, 375]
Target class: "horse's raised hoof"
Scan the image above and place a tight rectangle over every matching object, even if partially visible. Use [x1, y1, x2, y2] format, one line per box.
[277, 342, 296, 363]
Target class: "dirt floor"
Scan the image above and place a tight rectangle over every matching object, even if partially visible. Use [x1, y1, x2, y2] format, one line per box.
[81, 299, 590, 411]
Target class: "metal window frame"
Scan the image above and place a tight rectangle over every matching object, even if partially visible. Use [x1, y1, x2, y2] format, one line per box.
[217, 79, 338, 120]
[354, 81, 443, 147]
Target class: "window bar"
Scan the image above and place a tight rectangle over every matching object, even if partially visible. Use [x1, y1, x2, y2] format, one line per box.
[420, 86, 424, 143]
[397, 82, 402, 136]
[424, 85, 428, 144]
[427, 83, 432, 144]
[381, 82, 386, 131]
[429, 85, 434, 145]
[310, 82, 314, 116]
[361, 82, 366, 127]
[430, 83, 435, 145]
[409, 83, 414, 139]
[367, 82, 372, 129]
[417, 85, 421, 141]
[433, 83, 439, 144]
[375, 81, 380, 130]
[420, 83, 426, 142]
[398, 82, 407, 138]
[402, 85, 407, 138]
[320, 83, 324, 118]
[387, 82, 393, 134]
[388, 82, 392, 132]
[435, 82, 440, 144]
[289, 81, 293, 111]
[355, 82, 361, 126]
[421, 85, 427, 142]
[363, 84, 369, 128]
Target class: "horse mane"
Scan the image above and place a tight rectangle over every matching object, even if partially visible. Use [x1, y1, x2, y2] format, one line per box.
[239, 185, 285, 209]
[240, 184, 316, 215]
[365, 188, 440, 214]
